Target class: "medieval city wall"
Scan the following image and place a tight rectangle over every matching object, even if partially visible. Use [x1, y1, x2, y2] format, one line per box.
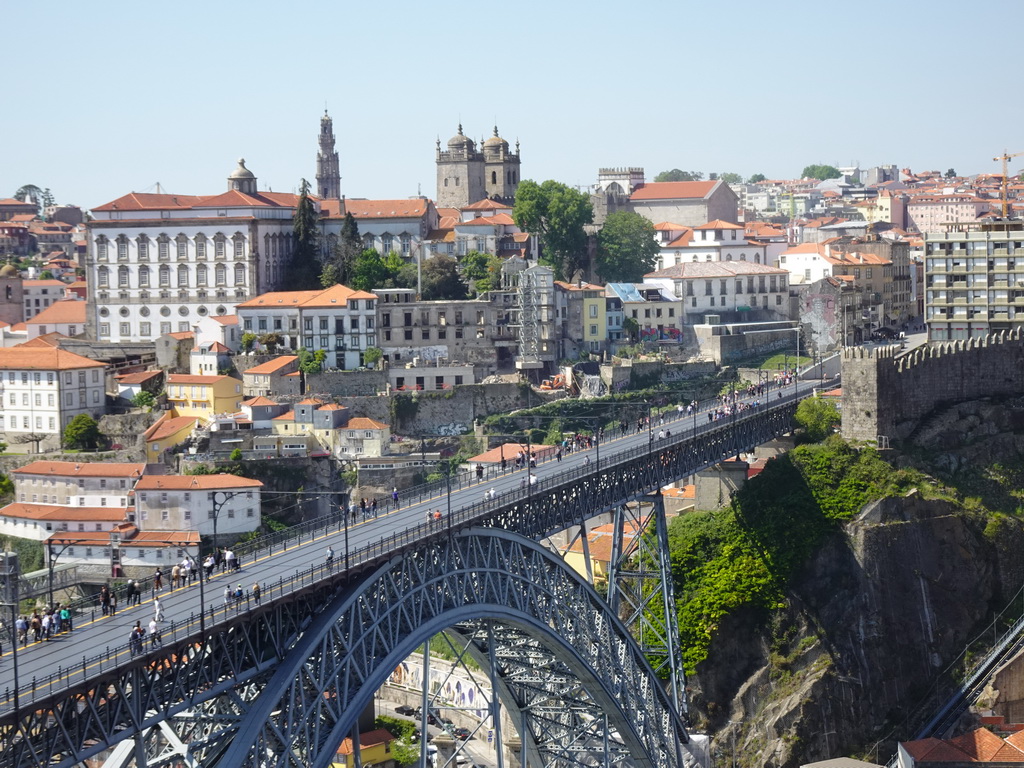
[841, 327, 1024, 443]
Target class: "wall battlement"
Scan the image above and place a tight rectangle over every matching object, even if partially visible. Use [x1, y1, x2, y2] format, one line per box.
[841, 328, 1024, 443]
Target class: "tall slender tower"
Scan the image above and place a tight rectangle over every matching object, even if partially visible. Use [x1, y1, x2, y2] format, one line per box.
[316, 110, 341, 200]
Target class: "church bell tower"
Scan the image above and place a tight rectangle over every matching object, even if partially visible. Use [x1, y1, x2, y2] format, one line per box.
[317, 110, 342, 200]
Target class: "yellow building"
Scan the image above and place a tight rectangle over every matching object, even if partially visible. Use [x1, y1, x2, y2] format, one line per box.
[331, 728, 398, 768]
[143, 415, 199, 458]
[166, 374, 243, 423]
[560, 520, 647, 583]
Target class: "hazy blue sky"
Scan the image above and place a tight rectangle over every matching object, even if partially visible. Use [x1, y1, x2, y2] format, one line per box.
[4, 0, 1022, 210]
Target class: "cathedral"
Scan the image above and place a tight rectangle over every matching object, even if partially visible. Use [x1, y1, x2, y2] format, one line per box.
[316, 110, 341, 200]
[435, 125, 521, 209]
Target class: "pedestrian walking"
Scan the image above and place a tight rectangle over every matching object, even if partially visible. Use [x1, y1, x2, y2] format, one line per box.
[223, 585, 232, 607]
[426, 509, 433, 525]
[326, 546, 334, 569]
[171, 565, 181, 589]
[433, 510, 442, 524]
[252, 582, 261, 605]
[41, 612, 52, 641]
[148, 618, 161, 647]
[30, 613, 41, 642]
[16, 615, 28, 646]
[154, 568, 163, 591]
[204, 554, 216, 579]
[125, 580, 136, 607]
[129, 622, 144, 656]
[234, 584, 244, 608]
[100, 585, 110, 616]
[180, 558, 192, 586]
[225, 549, 237, 572]
[153, 598, 164, 623]
[371, 497, 378, 516]
[391, 487, 399, 506]
[109, 592, 118, 616]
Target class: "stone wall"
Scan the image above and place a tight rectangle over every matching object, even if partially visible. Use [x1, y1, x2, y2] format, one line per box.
[841, 327, 1024, 444]
[306, 369, 387, 397]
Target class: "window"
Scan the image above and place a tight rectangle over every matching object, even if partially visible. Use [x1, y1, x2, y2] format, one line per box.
[158, 237, 169, 260]
[234, 235, 244, 258]
[589, 304, 598, 318]
[234, 264, 245, 285]
[215, 264, 226, 285]
[138, 237, 148, 259]
[177, 236, 188, 260]
[215, 236, 226, 258]
[159, 265, 170, 286]
[96, 237, 108, 260]
[140, 321, 151, 336]
[195, 236, 206, 259]
[139, 265, 150, 287]
[247, 508, 255, 518]
[178, 265, 189, 286]
[98, 266, 109, 287]
[119, 322, 131, 336]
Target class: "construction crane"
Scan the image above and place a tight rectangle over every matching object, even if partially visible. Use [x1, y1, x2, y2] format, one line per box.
[993, 149, 1024, 218]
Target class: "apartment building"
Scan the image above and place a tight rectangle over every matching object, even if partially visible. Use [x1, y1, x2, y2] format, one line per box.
[925, 220, 1024, 341]
[133, 473, 263, 538]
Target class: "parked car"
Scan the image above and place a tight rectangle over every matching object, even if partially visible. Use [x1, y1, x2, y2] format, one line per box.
[395, 704, 416, 716]
[452, 727, 471, 740]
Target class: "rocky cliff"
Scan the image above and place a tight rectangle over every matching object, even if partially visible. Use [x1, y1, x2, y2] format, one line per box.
[688, 399, 1024, 768]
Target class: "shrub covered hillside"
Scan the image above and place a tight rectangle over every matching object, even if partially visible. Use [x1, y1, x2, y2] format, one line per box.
[669, 436, 931, 672]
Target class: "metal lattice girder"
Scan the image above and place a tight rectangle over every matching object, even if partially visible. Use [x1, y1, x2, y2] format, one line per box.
[219, 529, 699, 768]
[0, 404, 796, 768]
[608, 492, 687, 720]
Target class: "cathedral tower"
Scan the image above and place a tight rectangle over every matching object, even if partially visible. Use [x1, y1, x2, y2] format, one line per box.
[482, 125, 520, 203]
[316, 110, 341, 200]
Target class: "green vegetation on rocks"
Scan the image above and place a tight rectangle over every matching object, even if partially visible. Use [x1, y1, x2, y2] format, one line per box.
[670, 436, 930, 671]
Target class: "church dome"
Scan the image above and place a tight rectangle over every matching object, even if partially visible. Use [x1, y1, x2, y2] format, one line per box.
[229, 158, 256, 180]
[483, 126, 508, 148]
[447, 124, 474, 150]
[0, 263, 18, 278]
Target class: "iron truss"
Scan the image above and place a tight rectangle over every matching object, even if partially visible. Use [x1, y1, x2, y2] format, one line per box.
[219, 529, 699, 768]
[0, 404, 795, 767]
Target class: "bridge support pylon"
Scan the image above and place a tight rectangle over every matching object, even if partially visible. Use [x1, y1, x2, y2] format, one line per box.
[608, 490, 688, 720]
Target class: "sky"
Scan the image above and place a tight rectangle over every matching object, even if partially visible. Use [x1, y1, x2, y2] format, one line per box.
[4, 0, 1023, 211]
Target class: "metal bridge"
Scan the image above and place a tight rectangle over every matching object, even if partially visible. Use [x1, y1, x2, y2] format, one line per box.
[0, 382, 813, 768]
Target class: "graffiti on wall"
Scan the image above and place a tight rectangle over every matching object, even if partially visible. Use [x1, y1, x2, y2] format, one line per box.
[433, 421, 469, 436]
[388, 657, 492, 720]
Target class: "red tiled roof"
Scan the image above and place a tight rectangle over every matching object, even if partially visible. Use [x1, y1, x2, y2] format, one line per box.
[630, 181, 718, 201]
[135, 474, 262, 490]
[242, 396, 279, 407]
[26, 299, 86, 326]
[167, 374, 236, 385]
[12, 461, 144, 478]
[211, 314, 238, 325]
[645, 261, 787, 279]
[0, 503, 129, 522]
[115, 370, 163, 384]
[243, 356, 298, 375]
[145, 416, 198, 442]
[46, 529, 200, 547]
[0, 347, 105, 371]
[346, 417, 388, 430]
[694, 219, 744, 230]
[468, 442, 557, 464]
[236, 283, 376, 310]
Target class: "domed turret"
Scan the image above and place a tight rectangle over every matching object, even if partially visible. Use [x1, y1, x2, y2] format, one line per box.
[447, 124, 475, 152]
[483, 125, 509, 160]
[0, 263, 19, 278]
[228, 158, 258, 194]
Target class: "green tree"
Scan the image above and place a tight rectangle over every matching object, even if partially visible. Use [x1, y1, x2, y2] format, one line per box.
[945, 168, 957, 179]
[421, 254, 468, 300]
[229, 448, 243, 462]
[747, 173, 767, 183]
[719, 172, 743, 185]
[297, 347, 326, 374]
[596, 211, 660, 282]
[513, 179, 593, 281]
[284, 179, 320, 290]
[794, 396, 841, 442]
[622, 316, 640, 342]
[63, 414, 101, 450]
[363, 346, 383, 368]
[801, 164, 842, 181]
[131, 390, 155, 409]
[258, 332, 283, 353]
[0, 471, 12, 499]
[349, 249, 390, 292]
[318, 261, 340, 288]
[654, 169, 704, 182]
[240, 332, 257, 353]
[460, 250, 503, 294]
[39, 270, 54, 280]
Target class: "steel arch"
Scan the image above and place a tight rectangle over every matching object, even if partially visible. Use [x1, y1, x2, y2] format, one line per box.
[218, 527, 698, 768]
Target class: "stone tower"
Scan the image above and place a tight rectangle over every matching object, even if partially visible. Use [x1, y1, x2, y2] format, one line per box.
[0, 262, 24, 326]
[316, 110, 341, 200]
[228, 158, 258, 195]
[436, 124, 485, 208]
[482, 126, 521, 204]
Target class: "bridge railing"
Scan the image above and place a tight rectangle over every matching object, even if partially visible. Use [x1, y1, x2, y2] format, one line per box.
[16, 388, 802, 640]
[0, 395, 804, 716]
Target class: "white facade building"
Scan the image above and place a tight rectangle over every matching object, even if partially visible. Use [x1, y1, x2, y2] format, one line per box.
[133, 474, 263, 539]
[236, 283, 378, 370]
[644, 261, 790, 317]
[656, 220, 768, 271]
[85, 160, 301, 343]
[0, 347, 106, 443]
[22, 279, 68, 320]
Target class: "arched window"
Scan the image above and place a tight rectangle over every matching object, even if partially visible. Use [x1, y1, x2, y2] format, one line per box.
[725, 254, 732, 261]
[194, 234, 206, 260]
[157, 235, 170, 260]
[116, 235, 129, 261]
[215, 264, 226, 285]
[98, 266, 109, 287]
[176, 234, 189, 260]
[118, 266, 129, 287]
[178, 264, 189, 287]
[264, 263, 271, 283]
[159, 265, 170, 287]
[234, 264, 245, 285]
[137, 235, 149, 260]
[214, 234, 226, 259]
[444, 178, 449, 188]
[139, 266, 150, 287]
[233, 233, 245, 259]
[196, 264, 207, 286]
[491, 171, 497, 184]
[381, 234, 393, 254]
[5, 286, 10, 300]
[95, 236, 108, 260]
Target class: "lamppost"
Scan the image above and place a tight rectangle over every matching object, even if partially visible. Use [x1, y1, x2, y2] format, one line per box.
[209, 490, 251, 559]
[1, 551, 21, 717]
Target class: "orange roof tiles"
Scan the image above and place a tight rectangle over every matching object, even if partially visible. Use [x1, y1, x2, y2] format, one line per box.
[346, 417, 388, 430]
[26, 299, 86, 326]
[694, 219, 744, 230]
[211, 314, 238, 325]
[145, 416, 198, 442]
[46, 529, 200, 547]
[320, 198, 430, 219]
[630, 181, 718, 201]
[336, 728, 396, 755]
[236, 283, 376, 309]
[646, 261, 786, 279]
[12, 461, 144, 478]
[17, 333, 67, 348]
[0, 347, 105, 371]
[296, 397, 324, 405]
[272, 411, 295, 421]
[166, 331, 195, 340]
[463, 199, 510, 211]
[242, 396, 280, 407]
[0, 503, 129, 522]
[468, 442, 557, 464]
[243, 355, 299, 375]
[135, 474, 262, 490]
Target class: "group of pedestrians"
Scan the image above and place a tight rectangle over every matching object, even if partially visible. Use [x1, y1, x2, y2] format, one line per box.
[11, 604, 73, 646]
